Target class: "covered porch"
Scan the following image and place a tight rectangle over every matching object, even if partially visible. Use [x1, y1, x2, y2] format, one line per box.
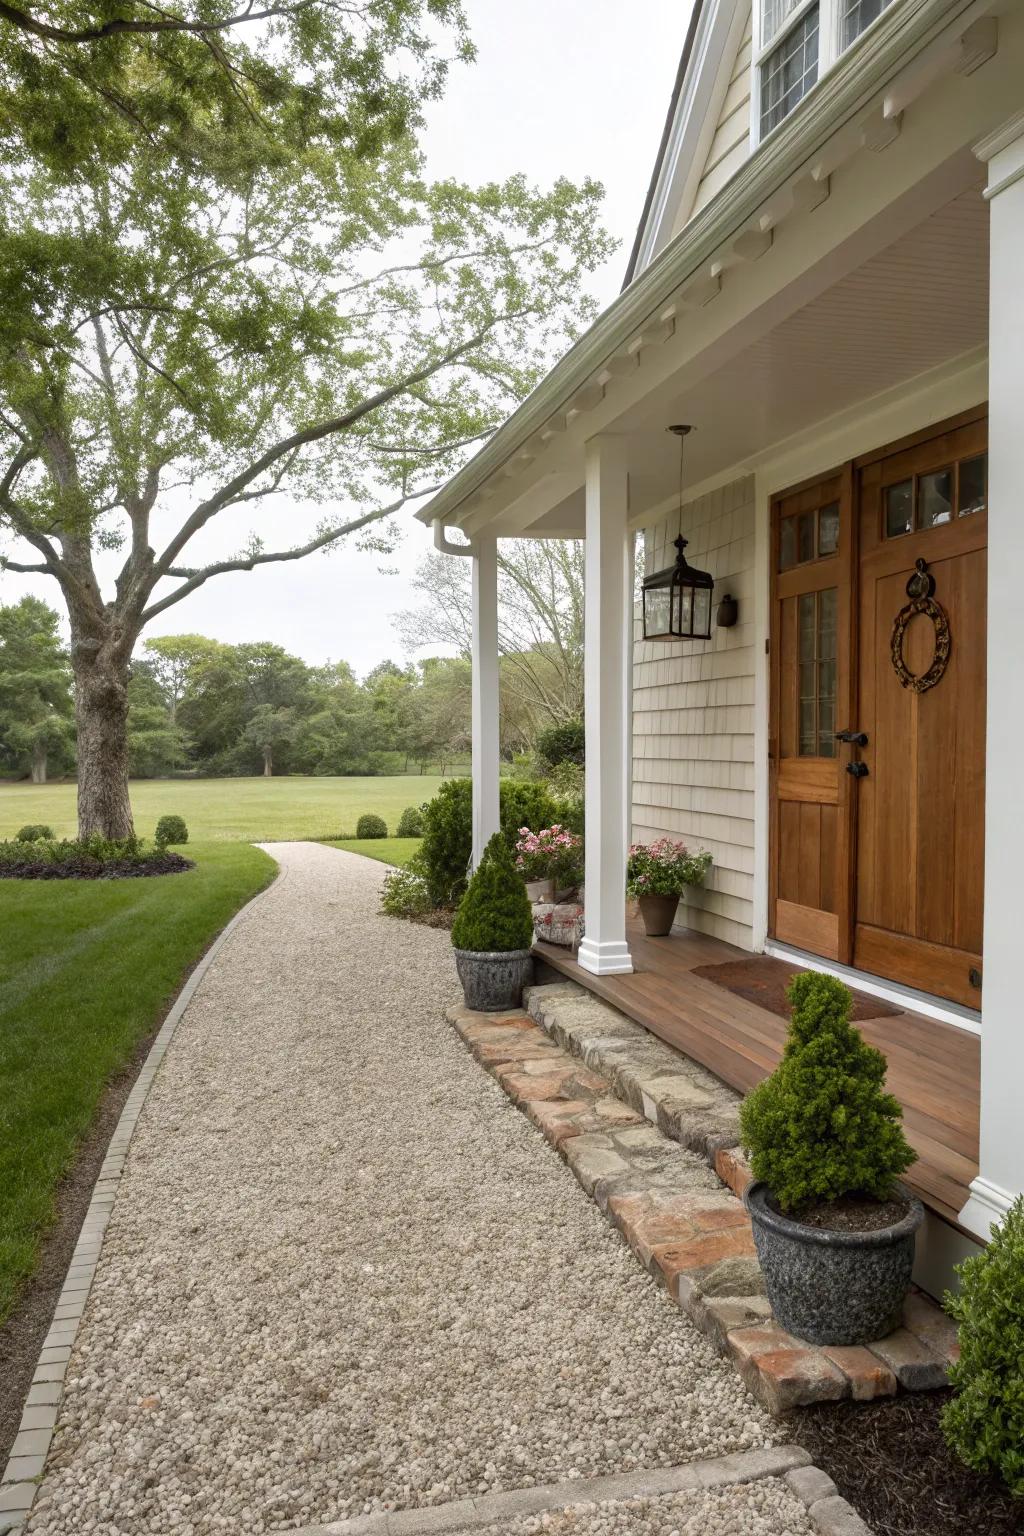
[419, 5, 1024, 1253]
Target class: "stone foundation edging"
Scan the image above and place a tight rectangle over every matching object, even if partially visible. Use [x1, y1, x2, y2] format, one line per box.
[0, 875, 279, 1536]
[448, 989, 959, 1418]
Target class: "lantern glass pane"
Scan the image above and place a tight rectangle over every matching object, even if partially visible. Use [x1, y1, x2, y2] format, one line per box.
[694, 587, 712, 637]
[676, 586, 693, 635]
[644, 586, 670, 637]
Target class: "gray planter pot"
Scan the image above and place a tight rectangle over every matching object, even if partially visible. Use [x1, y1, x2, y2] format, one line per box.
[454, 947, 534, 1012]
[745, 1181, 924, 1346]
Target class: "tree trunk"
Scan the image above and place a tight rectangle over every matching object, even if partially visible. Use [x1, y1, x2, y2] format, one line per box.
[31, 740, 47, 784]
[73, 638, 135, 840]
[263, 745, 273, 777]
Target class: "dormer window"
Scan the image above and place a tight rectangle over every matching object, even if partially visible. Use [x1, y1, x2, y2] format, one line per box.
[755, 0, 894, 141]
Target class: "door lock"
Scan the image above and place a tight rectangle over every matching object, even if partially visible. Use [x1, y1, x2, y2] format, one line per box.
[846, 761, 870, 778]
[836, 730, 869, 747]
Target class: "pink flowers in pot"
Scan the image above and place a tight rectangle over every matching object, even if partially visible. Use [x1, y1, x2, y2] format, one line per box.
[626, 838, 712, 899]
[514, 825, 583, 887]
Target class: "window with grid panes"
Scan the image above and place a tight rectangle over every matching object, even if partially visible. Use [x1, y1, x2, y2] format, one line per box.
[756, 0, 896, 140]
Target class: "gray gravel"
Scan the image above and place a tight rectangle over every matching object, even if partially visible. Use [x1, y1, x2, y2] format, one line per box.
[478, 1478, 815, 1535]
[28, 843, 781, 1536]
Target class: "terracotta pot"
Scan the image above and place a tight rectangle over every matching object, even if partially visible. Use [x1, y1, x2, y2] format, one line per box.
[525, 877, 556, 903]
[637, 892, 679, 937]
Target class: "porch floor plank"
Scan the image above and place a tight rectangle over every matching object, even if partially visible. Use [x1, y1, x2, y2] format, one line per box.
[534, 918, 980, 1230]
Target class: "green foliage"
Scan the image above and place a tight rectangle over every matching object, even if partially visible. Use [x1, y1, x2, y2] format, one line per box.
[397, 805, 425, 838]
[547, 760, 585, 836]
[417, 777, 559, 908]
[356, 813, 388, 840]
[942, 1195, 1024, 1495]
[379, 863, 433, 919]
[451, 833, 534, 953]
[626, 840, 712, 899]
[154, 815, 189, 848]
[0, 597, 75, 782]
[739, 972, 915, 1213]
[0, 833, 191, 877]
[536, 719, 585, 768]
[15, 824, 54, 842]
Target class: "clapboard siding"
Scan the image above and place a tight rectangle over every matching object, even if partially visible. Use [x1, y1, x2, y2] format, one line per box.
[693, 5, 753, 218]
[632, 473, 758, 949]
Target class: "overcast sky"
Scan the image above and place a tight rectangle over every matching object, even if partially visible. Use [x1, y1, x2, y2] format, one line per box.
[0, 2, 690, 675]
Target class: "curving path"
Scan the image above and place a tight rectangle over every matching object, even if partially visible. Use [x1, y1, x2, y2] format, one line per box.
[24, 844, 813, 1536]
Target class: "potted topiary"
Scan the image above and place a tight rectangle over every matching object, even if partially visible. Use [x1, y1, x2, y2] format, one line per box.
[626, 839, 712, 936]
[452, 832, 535, 1011]
[740, 971, 922, 1346]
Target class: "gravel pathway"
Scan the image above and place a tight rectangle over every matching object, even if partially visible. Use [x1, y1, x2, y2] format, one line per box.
[28, 843, 784, 1536]
[478, 1479, 814, 1536]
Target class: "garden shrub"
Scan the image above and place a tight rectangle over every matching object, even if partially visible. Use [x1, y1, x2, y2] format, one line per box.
[15, 824, 54, 842]
[942, 1195, 1024, 1495]
[547, 760, 585, 836]
[536, 718, 585, 768]
[356, 813, 388, 839]
[0, 835, 192, 880]
[417, 778, 560, 908]
[379, 862, 432, 919]
[155, 814, 189, 848]
[451, 833, 534, 953]
[739, 971, 914, 1213]
[396, 805, 425, 838]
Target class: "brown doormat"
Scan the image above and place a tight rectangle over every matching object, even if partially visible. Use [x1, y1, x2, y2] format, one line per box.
[692, 957, 903, 1022]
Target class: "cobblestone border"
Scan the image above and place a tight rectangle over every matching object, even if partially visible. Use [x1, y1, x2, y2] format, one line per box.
[292, 1443, 818, 1535]
[0, 876, 277, 1535]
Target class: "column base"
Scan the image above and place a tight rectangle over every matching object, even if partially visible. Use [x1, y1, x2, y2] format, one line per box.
[959, 1174, 1017, 1240]
[577, 938, 633, 976]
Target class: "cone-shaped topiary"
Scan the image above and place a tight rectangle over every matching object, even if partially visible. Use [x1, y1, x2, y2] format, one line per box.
[942, 1194, 1024, 1495]
[739, 971, 915, 1214]
[451, 832, 534, 953]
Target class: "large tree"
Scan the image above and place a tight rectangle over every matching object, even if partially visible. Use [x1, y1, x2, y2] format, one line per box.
[0, 3, 610, 836]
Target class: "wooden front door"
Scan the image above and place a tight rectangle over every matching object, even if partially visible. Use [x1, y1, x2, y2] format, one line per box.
[853, 415, 987, 1008]
[769, 410, 988, 1008]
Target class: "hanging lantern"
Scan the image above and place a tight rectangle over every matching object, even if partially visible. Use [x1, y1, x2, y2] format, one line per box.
[641, 425, 715, 641]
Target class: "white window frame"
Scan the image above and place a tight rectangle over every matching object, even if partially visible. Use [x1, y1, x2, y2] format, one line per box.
[750, 0, 893, 149]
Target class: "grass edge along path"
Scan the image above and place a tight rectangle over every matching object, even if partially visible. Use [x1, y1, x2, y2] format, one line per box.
[321, 837, 422, 868]
[0, 842, 276, 1325]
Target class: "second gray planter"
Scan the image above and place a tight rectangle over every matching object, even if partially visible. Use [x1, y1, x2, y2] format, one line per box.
[745, 1181, 924, 1346]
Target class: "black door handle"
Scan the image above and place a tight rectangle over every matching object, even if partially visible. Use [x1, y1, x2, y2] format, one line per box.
[836, 730, 869, 747]
[846, 761, 869, 778]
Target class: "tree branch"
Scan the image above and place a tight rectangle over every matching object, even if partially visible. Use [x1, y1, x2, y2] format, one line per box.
[0, 0, 321, 45]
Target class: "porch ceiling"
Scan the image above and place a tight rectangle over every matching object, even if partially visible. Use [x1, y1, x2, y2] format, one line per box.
[529, 184, 989, 537]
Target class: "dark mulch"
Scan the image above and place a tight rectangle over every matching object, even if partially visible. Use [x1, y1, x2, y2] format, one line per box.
[408, 907, 456, 930]
[792, 1393, 1024, 1536]
[0, 854, 194, 880]
[692, 956, 902, 1021]
[0, 1015, 168, 1466]
[796, 1194, 911, 1233]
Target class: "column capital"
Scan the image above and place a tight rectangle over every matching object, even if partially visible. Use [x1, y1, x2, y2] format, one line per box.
[975, 113, 1024, 200]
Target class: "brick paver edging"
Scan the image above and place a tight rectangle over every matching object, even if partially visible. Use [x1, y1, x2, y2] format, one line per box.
[447, 989, 959, 1418]
[291, 1443, 872, 1536]
[0, 876, 279, 1535]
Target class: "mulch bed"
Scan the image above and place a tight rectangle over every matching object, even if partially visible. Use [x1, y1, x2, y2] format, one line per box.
[0, 854, 194, 880]
[692, 956, 902, 1022]
[792, 1393, 1024, 1536]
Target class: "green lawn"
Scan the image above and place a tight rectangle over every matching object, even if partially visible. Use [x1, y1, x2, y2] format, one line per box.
[0, 842, 275, 1324]
[325, 837, 422, 868]
[0, 775, 446, 843]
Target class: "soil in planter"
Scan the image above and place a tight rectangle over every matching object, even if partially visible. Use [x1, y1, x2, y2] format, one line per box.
[794, 1194, 911, 1233]
[792, 1392, 1024, 1536]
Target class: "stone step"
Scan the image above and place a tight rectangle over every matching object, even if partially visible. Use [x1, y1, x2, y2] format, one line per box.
[448, 997, 959, 1417]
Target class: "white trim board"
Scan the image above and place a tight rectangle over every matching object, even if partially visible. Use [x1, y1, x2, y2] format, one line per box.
[764, 941, 983, 1034]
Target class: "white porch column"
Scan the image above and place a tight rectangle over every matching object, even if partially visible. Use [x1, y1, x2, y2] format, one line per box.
[471, 534, 501, 869]
[960, 114, 1024, 1239]
[578, 436, 634, 977]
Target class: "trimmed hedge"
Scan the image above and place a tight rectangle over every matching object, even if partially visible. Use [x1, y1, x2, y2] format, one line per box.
[356, 813, 388, 839]
[451, 833, 533, 952]
[155, 814, 189, 848]
[396, 804, 425, 838]
[15, 824, 54, 842]
[417, 778, 559, 908]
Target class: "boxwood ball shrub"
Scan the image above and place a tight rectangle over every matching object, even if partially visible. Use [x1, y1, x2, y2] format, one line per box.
[15, 824, 54, 843]
[739, 971, 915, 1213]
[536, 718, 585, 768]
[155, 815, 189, 848]
[418, 778, 559, 908]
[396, 805, 425, 838]
[942, 1194, 1024, 1495]
[451, 833, 534, 953]
[356, 813, 388, 840]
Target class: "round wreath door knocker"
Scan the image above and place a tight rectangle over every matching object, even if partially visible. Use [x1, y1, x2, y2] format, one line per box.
[890, 558, 951, 694]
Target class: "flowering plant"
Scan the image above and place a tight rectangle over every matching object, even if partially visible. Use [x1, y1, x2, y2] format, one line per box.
[626, 839, 712, 899]
[514, 824, 583, 886]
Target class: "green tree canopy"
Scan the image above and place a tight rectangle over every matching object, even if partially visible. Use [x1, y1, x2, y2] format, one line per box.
[0, 593, 74, 780]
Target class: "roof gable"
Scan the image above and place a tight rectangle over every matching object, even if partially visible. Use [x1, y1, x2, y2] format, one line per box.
[625, 0, 752, 284]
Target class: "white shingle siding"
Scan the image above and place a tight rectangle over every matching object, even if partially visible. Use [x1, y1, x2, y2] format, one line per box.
[632, 473, 757, 950]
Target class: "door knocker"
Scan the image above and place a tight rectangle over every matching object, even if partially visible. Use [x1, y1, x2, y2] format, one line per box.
[890, 559, 951, 694]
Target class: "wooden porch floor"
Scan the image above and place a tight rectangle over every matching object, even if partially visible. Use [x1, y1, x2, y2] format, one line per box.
[534, 919, 980, 1229]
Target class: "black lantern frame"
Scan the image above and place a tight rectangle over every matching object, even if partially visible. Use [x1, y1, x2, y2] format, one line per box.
[641, 534, 715, 641]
